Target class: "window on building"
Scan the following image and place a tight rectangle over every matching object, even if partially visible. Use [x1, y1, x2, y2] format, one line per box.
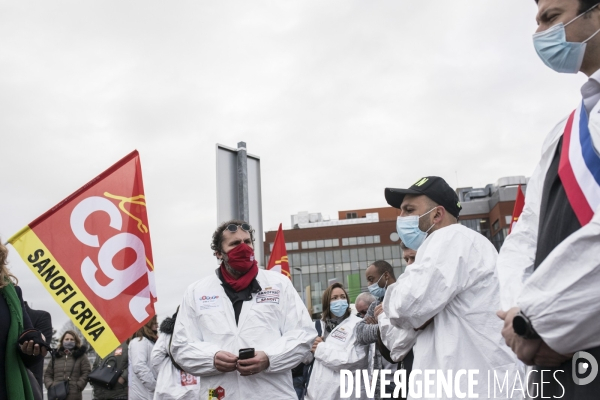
[301, 241, 308, 249]
[492, 219, 500, 232]
[316, 239, 324, 248]
[346, 212, 358, 219]
[365, 235, 374, 244]
[325, 251, 334, 264]
[349, 237, 357, 245]
[383, 246, 392, 259]
[317, 251, 325, 266]
[350, 248, 359, 262]
[342, 249, 350, 263]
[374, 235, 381, 243]
[332, 238, 340, 247]
[366, 247, 375, 261]
[358, 248, 367, 262]
[342, 238, 349, 246]
[300, 253, 308, 266]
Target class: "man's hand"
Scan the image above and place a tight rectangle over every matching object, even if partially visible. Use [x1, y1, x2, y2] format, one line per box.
[311, 336, 323, 353]
[533, 342, 573, 367]
[364, 316, 378, 325]
[19, 340, 47, 357]
[374, 304, 384, 318]
[118, 377, 126, 385]
[236, 351, 270, 376]
[214, 351, 238, 373]
[497, 307, 542, 365]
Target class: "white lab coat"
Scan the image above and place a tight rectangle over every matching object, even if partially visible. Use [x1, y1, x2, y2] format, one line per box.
[171, 269, 316, 400]
[497, 100, 600, 355]
[151, 333, 201, 400]
[305, 315, 369, 400]
[383, 224, 520, 399]
[129, 336, 156, 400]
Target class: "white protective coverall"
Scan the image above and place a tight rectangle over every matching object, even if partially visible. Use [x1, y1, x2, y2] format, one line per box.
[129, 336, 157, 400]
[151, 332, 200, 400]
[378, 314, 418, 364]
[383, 224, 520, 399]
[171, 269, 316, 400]
[305, 315, 369, 400]
[497, 100, 600, 355]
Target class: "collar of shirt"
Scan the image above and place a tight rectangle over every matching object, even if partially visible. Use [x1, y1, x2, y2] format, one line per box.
[581, 69, 600, 114]
[217, 268, 262, 305]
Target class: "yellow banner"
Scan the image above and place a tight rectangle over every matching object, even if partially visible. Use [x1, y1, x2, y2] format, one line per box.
[10, 228, 120, 358]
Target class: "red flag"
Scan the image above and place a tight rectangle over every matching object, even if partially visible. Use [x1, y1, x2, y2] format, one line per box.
[8, 150, 156, 357]
[508, 185, 525, 234]
[266, 223, 291, 279]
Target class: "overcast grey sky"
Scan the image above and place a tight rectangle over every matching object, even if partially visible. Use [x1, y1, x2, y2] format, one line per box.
[0, 1, 588, 331]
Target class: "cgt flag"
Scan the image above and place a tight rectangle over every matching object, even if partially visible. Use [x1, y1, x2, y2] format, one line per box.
[266, 223, 291, 279]
[508, 184, 525, 234]
[7, 150, 157, 358]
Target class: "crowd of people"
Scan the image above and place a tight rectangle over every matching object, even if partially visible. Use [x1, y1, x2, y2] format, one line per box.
[1, 0, 599, 399]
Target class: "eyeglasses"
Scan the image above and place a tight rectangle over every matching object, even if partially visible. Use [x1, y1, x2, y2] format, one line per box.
[225, 223, 253, 234]
[356, 312, 366, 318]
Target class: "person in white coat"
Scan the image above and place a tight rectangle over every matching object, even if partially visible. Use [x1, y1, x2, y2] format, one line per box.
[151, 309, 200, 400]
[171, 220, 316, 400]
[496, 0, 600, 397]
[305, 283, 369, 400]
[382, 176, 520, 399]
[129, 316, 158, 400]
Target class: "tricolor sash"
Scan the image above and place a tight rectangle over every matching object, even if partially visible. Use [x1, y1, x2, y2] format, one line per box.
[558, 101, 600, 226]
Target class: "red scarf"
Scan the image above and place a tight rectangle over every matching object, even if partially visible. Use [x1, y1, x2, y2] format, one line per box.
[220, 263, 258, 292]
[220, 243, 259, 292]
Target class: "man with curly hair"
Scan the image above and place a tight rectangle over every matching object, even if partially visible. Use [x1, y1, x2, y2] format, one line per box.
[171, 220, 316, 400]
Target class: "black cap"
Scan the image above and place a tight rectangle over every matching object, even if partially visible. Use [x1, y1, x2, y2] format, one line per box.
[385, 176, 462, 219]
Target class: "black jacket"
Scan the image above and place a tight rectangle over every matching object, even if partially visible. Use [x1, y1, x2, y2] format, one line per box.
[0, 285, 43, 400]
[24, 302, 52, 390]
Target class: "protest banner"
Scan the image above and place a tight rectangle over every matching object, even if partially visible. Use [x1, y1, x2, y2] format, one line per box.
[266, 223, 290, 279]
[8, 150, 156, 357]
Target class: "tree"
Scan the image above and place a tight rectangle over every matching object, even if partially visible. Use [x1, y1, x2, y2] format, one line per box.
[50, 328, 59, 348]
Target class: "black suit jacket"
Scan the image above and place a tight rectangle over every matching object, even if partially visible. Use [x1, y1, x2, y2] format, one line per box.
[24, 302, 52, 390]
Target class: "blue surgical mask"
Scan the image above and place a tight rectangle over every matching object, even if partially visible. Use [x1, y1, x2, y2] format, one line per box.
[533, 4, 600, 74]
[330, 300, 349, 317]
[396, 207, 436, 251]
[368, 275, 387, 298]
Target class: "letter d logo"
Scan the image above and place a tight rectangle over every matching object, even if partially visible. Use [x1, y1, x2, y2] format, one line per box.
[572, 351, 598, 385]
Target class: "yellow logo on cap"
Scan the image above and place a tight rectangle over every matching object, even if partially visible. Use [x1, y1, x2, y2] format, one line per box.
[414, 178, 429, 187]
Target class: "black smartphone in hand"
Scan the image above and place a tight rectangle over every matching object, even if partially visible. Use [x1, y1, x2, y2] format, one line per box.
[238, 348, 255, 360]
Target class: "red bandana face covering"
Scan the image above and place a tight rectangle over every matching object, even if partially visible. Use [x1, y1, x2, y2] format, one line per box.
[220, 243, 259, 292]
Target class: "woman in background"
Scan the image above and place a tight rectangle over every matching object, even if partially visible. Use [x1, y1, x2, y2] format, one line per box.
[44, 330, 91, 400]
[305, 282, 369, 400]
[129, 316, 158, 400]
